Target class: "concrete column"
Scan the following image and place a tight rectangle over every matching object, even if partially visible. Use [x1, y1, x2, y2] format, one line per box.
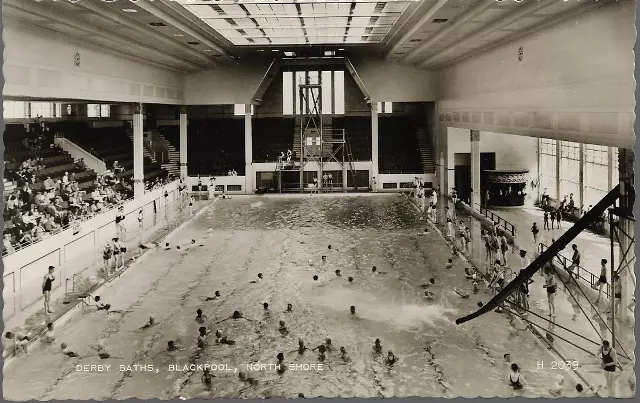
[578, 143, 585, 210]
[607, 146, 614, 190]
[371, 103, 379, 190]
[244, 104, 253, 194]
[179, 106, 188, 180]
[435, 123, 448, 195]
[616, 148, 634, 324]
[132, 102, 145, 198]
[470, 130, 480, 208]
[555, 140, 561, 200]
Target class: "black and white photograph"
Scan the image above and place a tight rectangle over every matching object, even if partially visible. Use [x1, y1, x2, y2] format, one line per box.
[0, 0, 636, 400]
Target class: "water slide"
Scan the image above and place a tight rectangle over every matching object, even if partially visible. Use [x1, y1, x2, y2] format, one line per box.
[456, 185, 622, 325]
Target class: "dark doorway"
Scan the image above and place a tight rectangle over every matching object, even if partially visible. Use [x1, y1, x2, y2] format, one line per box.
[453, 152, 496, 204]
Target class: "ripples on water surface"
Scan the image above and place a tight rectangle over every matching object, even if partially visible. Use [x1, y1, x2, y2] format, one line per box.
[4, 195, 562, 400]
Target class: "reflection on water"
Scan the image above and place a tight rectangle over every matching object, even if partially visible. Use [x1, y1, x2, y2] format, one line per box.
[4, 195, 563, 400]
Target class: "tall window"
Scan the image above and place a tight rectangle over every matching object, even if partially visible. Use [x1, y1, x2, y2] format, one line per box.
[283, 72, 293, 115]
[539, 138, 557, 199]
[87, 104, 111, 118]
[284, 70, 345, 115]
[559, 141, 581, 206]
[583, 144, 610, 207]
[233, 104, 254, 116]
[612, 147, 620, 189]
[377, 102, 393, 114]
[30, 102, 54, 118]
[334, 71, 345, 115]
[3, 101, 27, 119]
[55, 103, 63, 118]
[100, 104, 111, 118]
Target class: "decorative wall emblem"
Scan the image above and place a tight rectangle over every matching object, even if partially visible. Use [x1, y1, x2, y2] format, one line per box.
[74, 52, 81, 67]
[487, 171, 529, 184]
[517, 46, 523, 62]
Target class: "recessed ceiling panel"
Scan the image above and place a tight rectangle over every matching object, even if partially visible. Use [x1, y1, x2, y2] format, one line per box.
[174, 0, 414, 45]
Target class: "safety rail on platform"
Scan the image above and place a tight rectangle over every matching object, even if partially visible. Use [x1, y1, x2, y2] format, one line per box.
[474, 203, 516, 237]
[538, 243, 611, 300]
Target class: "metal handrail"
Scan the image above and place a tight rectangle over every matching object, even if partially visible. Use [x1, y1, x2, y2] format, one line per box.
[539, 243, 611, 300]
[474, 203, 516, 237]
[2, 179, 179, 257]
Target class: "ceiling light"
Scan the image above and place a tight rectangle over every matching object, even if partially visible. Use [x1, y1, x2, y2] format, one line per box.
[257, 49, 264, 52]
[338, 48, 345, 51]
[284, 51, 295, 56]
[122, 9, 137, 13]
[271, 49, 279, 52]
[174, 34, 185, 37]
[204, 49, 212, 52]
[324, 51, 335, 56]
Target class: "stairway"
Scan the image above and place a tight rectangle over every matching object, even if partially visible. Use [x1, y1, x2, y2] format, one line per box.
[156, 133, 181, 176]
[126, 131, 156, 164]
[416, 128, 436, 174]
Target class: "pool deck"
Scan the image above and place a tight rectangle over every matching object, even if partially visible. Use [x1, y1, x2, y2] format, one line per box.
[428, 197, 635, 398]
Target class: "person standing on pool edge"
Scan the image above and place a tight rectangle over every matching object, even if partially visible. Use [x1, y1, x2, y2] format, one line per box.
[445, 207, 453, 237]
[42, 265, 55, 314]
[593, 340, 619, 397]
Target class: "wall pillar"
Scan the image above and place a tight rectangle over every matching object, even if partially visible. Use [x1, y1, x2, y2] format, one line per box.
[179, 106, 188, 180]
[616, 148, 634, 324]
[244, 104, 253, 194]
[371, 103, 379, 190]
[470, 129, 480, 207]
[608, 146, 615, 190]
[132, 102, 145, 198]
[579, 143, 585, 210]
[555, 140, 561, 200]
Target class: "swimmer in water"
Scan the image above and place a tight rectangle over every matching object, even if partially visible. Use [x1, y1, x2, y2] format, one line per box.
[196, 309, 206, 323]
[424, 290, 435, 300]
[279, 320, 288, 335]
[340, 346, 350, 362]
[232, 310, 243, 319]
[216, 331, 236, 345]
[386, 350, 398, 366]
[328, 245, 332, 250]
[465, 267, 474, 279]
[60, 342, 78, 357]
[298, 339, 307, 354]
[325, 338, 333, 351]
[348, 276, 353, 283]
[167, 340, 182, 351]
[573, 383, 601, 397]
[350, 305, 356, 315]
[373, 339, 382, 354]
[263, 302, 269, 310]
[197, 327, 207, 349]
[276, 353, 286, 374]
[250, 273, 263, 283]
[298, 393, 305, 398]
[452, 288, 470, 299]
[313, 275, 319, 281]
[473, 281, 480, 294]
[286, 303, 293, 312]
[335, 270, 341, 277]
[549, 374, 565, 396]
[322, 255, 327, 263]
[508, 363, 525, 395]
[205, 291, 221, 301]
[419, 228, 429, 236]
[141, 316, 156, 330]
[372, 266, 377, 273]
[421, 278, 436, 288]
[317, 345, 326, 361]
[43, 323, 55, 344]
[445, 259, 453, 270]
[238, 371, 258, 386]
[202, 368, 213, 390]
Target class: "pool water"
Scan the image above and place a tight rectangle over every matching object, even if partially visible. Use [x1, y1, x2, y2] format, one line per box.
[3, 195, 564, 399]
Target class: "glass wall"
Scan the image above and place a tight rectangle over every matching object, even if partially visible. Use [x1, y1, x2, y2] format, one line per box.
[284, 70, 345, 115]
[539, 138, 557, 199]
[559, 141, 581, 206]
[583, 144, 609, 207]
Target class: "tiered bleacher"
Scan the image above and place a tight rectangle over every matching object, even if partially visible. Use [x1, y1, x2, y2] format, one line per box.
[51, 122, 169, 188]
[332, 117, 372, 161]
[2, 122, 129, 254]
[252, 118, 295, 162]
[187, 119, 245, 175]
[378, 117, 422, 174]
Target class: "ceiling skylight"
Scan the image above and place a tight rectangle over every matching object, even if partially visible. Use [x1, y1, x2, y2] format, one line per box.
[174, 0, 412, 46]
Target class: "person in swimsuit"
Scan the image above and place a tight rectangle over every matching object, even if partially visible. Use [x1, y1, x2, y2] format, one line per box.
[593, 340, 618, 397]
[543, 266, 557, 317]
[115, 206, 126, 237]
[445, 207, 453, 237]
[5, 330, 32, 354]
[43, 322, 55, 344]
[499, 232, 509, 265]
[115, 237, 127, 270]
[103, 242, 113, 275]
[189, 196, 195, 217]
[137, 209, 144, 233]
[556, 208, 563, 229]
[606, 274, 623, 316]
[550, 210, 556, 229]
[111, 238, 121, 271]
[567, 244, 580, 280]
[592, 259, 608, 303]
[42, 265, 55, 314]
[508, 363, 525, 395]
